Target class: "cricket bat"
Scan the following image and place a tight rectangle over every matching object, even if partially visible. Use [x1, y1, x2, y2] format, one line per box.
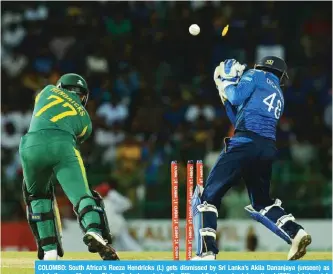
[54, 197, 63, 237]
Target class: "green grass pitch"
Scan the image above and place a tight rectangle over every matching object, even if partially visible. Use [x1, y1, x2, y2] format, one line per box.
[1, 251, 331, 274]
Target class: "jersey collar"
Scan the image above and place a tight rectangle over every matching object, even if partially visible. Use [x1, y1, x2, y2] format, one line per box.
[267, 72, 280, 84]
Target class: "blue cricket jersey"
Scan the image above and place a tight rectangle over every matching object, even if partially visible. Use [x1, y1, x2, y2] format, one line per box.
[224, 69, 284, 140]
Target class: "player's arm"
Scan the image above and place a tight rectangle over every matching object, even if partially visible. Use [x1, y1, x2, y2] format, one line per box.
[214, 59, 250, 106]
[77, 122, 92, 144]
[223, 100, 237, 126]
[219, 92, 237, 126]
[224, 71, 256, 106]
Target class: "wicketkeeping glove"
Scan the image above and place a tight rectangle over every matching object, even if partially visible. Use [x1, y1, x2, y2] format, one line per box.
[219, 59, 246, 82]
[214, 66, 227, 103]
[214, 59, 246, 103]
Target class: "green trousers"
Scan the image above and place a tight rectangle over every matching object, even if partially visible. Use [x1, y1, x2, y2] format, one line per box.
[19, 130, 101, 251]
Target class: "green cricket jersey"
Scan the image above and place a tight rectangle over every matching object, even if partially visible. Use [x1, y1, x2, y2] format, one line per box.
[28, 85, 92, 144]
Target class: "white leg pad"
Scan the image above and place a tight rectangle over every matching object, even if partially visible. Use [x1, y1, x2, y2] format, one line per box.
[245, 199, 296, 244]
[197, 202, 219, 217]
[193, 202, 218, 255]
[199, 228, 217, 239]
[277, 214, 296, 229]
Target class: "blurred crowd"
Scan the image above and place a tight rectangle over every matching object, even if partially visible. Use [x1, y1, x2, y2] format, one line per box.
[1, 2, 332, 221]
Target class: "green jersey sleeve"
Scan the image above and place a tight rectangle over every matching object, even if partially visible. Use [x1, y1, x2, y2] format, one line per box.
[77, 114, 92, 144]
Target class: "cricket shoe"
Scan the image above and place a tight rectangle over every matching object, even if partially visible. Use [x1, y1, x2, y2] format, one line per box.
[43, 250, 59, 260]
[83, 231, 119, 260]
[191, 251, 216, 260]
[287, 229, 312, 260]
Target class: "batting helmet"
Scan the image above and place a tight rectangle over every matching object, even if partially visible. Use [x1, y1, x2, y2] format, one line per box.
[56, 73, 89, 106]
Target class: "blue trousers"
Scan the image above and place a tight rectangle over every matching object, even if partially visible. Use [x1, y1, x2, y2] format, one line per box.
[202, 131, 276, 210]
[200, 131, 278, 253]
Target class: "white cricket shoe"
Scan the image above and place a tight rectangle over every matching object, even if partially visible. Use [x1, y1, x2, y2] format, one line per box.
[43, 250, 59, 260]
[287, 229, 312, 260]
[191, 251, 216, 260]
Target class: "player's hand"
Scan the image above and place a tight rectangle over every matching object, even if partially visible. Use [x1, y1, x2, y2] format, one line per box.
[219, 59, 246, 82]
[214, 66, 228, 104]
[214, 59, 246, 104]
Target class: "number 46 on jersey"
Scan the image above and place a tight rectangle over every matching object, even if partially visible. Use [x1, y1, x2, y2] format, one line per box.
[263, 93, 283, 119]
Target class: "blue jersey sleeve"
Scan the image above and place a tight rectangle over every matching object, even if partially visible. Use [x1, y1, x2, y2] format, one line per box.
[224, 70, 256, 106]
[224, 100, 237, 126]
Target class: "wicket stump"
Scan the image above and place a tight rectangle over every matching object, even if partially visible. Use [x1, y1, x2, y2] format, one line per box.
[171, 160, 204, 260]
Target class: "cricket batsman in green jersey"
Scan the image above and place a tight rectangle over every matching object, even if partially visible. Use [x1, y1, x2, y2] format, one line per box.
[19, 73, 120, 261]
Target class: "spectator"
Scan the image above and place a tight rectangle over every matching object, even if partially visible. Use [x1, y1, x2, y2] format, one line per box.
[95, 123, 126, 164]
[49, 27, 76, 61]
[105, 11, 132, 39]
[290, 135, 317, 167]
[33, 46, 55, 74]
[96, 96, 129, 126]
[86, 48, 109, 74]
[185, 98, 216, 123]
[1, 2, 331, 221]
[24, 3, 48, 21]
[1, 122, 21, 150]
[131, 94, 163, 136]
[114, 62, 140, 103]
[95, 122, 126, 148]
[2, 48, 28, 78]
[2, 23, 26, 48]
[163, 98, 187, 129]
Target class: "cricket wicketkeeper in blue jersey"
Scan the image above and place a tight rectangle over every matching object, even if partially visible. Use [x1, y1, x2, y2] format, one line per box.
[191, 56, 312, 261]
